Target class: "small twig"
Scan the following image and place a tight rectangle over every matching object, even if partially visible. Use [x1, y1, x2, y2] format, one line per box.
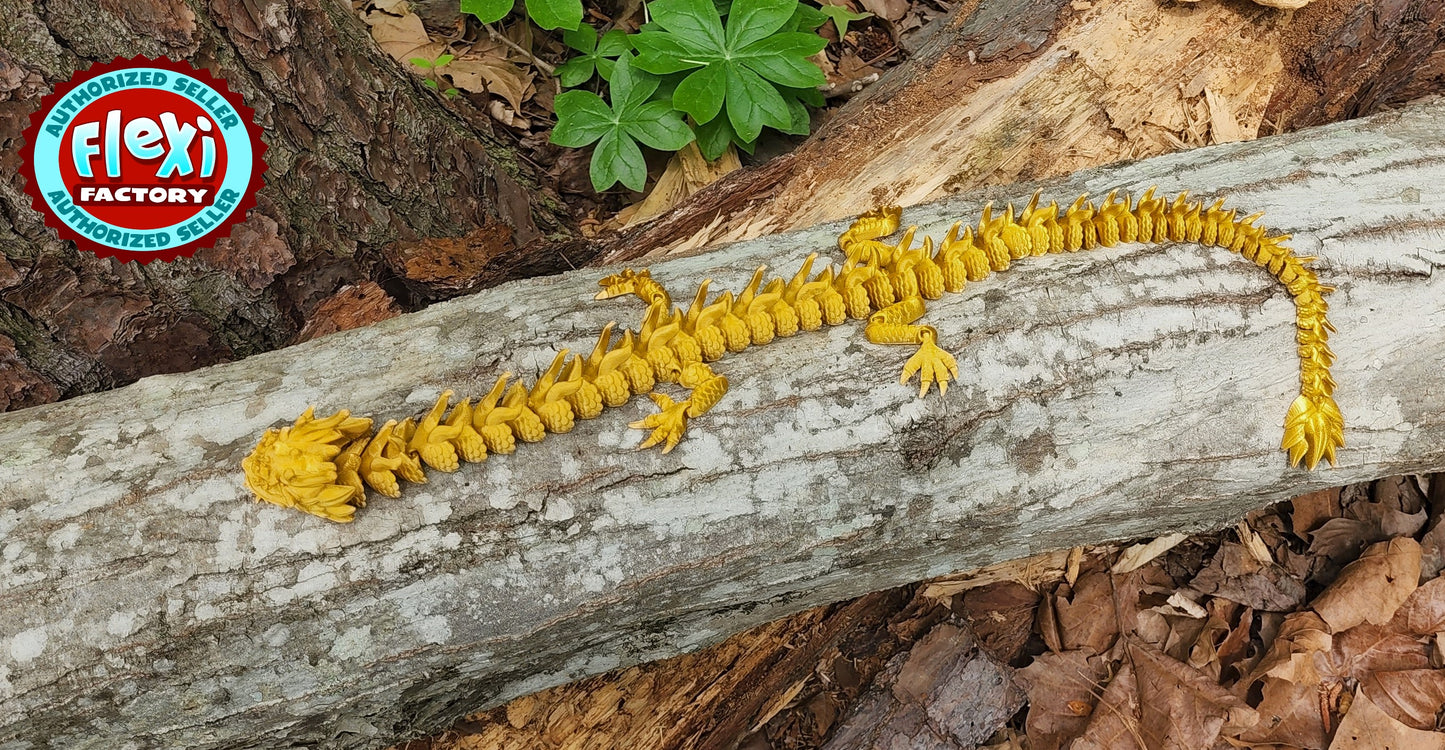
[483, 22, 555, 76]
[818, 72, 881, 99]
[862, 45, 899, 67]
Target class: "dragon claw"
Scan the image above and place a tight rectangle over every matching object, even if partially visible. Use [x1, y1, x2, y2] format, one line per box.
[629, 392, 692, 453]
[901, 333, 959, 398]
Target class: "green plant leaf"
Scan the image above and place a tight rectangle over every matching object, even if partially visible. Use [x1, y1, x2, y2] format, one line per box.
[779, 92, 810, 135]
[562, 22, 599, 52]
[411, 57, 435, 69]
[737, 33, 827, 87]
[786, 3, 828, 30]
[554, 55, 694, 191]
[591, 129, 648, 191]
[672, 64, 728, 124]
[461, 0, 513, 24]
[559, 25, 632, 86]
[725, 64, 790, 141]
[782, 84, 825, 107]
[551, 90, 615, 147]
[631, 31, 708, 74]
[435, 53, 455, 67]
[817, 3, 870, 37]
[725, 0, 795, 49]
[609, 54, 660, 112]
[622, 100, 695, 149]
[556, 57, 595, 87]
[649, 0, 727, 51]
[525, 0, 583, 30]
[598, 29, 630, 56]
[694, 115, 734, 161]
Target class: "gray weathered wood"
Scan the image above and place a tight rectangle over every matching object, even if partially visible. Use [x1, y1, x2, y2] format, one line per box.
[2, 100, 1444, 749]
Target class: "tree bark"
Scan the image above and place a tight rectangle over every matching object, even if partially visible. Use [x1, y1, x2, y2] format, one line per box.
[0, 0, 578, 405]
[599, 0, 1445, 262]
[3, 99, 1445, 749]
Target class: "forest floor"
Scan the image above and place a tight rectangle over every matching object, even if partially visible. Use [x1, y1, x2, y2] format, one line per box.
[399, 475, 1445, 749]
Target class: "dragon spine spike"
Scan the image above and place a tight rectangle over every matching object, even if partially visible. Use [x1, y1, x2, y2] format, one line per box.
[243, 190, 1344, 521]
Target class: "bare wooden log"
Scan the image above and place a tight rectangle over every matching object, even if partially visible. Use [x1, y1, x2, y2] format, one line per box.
[2, 99, 1444, 749]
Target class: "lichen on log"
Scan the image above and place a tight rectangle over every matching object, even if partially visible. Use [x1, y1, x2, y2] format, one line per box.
[2, 100, 1444, 749]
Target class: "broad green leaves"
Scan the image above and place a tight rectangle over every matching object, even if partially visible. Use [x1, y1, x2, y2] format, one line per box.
[460, 0, 512, 24]
[538, 0, 835, 190]
[817, 3, 870, 38]
[462, 0, 582, 30]
[552, 56, 695, 191]
[632, 0, 827, 141]
[556, 24, 631, 85]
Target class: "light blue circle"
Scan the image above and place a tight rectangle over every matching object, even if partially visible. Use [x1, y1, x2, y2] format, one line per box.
[30, 66, 255, 252]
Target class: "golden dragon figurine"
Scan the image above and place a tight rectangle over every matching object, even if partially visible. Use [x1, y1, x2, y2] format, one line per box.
[243, 189, 1344, 522]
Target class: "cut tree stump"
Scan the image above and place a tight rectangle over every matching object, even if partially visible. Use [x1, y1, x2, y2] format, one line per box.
[3, 99, 1445, 749]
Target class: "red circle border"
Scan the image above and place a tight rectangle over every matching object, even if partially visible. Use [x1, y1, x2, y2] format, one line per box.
[18, 56, 269, 265]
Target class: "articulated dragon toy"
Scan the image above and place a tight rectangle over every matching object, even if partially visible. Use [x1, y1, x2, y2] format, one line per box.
[243, 189, 1344, 522]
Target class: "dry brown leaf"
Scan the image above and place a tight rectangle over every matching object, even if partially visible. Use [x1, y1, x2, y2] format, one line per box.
[1237, 611, 1333, 747]
[1015, 651, 1110, 750]
[1114, 533, 1189, 574]
[1327, 687, 1445, 750]
[1361, 669, 1445, 730]
[488, 100, 531, 130]
[1129, 639, 1259, 747]
[368, 12, 444, 68]
[1291, 488, 1343, 538]
[959, 581, 1041, 664]
[624, 142, 741, 227]
[1189, 541, 1307, 612]
[1070, 659, 1144, 750]
[1390, 575, 1445, 635]
[1050, 572, 1120, 656]
[1421, 518, 1445, 582]
[1310, 498, 1427, 565]
[856, 0, 907, 21]
[448, 51, 533, 111]
[834, 50, 884, 84]
[1217, 606, 1256, 674]
[1327, 624, 1433, 681]
[1257, 629, 1330, 684]
[1313, 538, 1422, 632]
[1240, 667, 1330, 749]
[923, 548, 1079, 601]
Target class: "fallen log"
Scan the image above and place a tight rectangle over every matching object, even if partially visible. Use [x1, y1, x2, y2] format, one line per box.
[2, 99, 1444, 749]
[601, 0, 1445, 261]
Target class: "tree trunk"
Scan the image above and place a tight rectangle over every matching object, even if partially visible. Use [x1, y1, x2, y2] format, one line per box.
[600, 0, 1445, 262]
[0, 0, 578, 406]
[2, 99, 1444, 749]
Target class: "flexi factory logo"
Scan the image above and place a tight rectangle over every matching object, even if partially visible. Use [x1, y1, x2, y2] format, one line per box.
[20, 57, 266, 263]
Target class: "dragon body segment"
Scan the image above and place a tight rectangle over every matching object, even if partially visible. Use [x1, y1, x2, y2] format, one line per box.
[243, 190, 1344, 522]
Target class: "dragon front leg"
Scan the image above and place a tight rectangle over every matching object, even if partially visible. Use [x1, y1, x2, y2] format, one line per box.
[864, 297, 959, 397]
[629, 362, 730, 453]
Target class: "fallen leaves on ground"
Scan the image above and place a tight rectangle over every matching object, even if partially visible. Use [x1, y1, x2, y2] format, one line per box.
[401, 480, 1445, 748]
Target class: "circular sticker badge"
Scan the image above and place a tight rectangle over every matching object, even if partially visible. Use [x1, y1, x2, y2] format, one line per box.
[20, 57, 266, 264]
